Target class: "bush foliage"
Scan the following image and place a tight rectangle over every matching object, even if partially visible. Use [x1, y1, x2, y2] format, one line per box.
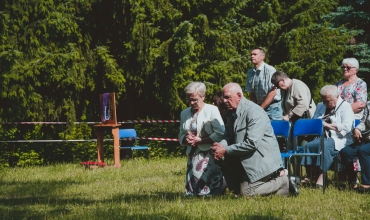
[0, 0, 369, 165]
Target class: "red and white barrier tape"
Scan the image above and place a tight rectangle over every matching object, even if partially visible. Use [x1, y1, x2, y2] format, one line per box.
[0, 137, 179, 143]
[0, 120, 180, 125]
[0, 122, 96, 125]
[121, 120, 180, 123]
[139, 137, 179, 141]
[0, 140, 97, 143]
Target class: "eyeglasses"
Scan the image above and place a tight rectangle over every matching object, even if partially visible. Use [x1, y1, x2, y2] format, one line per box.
[221, 95, 232, 100]
[273, 79, 283, 89]
[186, 98, 199, 104]
[341, 66, 356, 71]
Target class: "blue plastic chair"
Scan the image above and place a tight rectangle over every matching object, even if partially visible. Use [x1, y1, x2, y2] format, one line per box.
[119, 129, 149, 158]
[270, 120, 292, 169]
[355, 119, 361, 127]
[288, 119, 325, 193]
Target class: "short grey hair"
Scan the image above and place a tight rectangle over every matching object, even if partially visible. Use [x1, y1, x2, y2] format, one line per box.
[342, 58, 359, 69]
[185, 82, 206, 96]
[223, 82, 243, 94]
[252, 47, 265, 56]
[271, 71, 288, 85]
[320, 85, 338, 98]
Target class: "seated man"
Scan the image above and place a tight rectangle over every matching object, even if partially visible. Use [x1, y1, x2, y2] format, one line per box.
[211, 83, 297, 197]
[301, 85, 354, 187]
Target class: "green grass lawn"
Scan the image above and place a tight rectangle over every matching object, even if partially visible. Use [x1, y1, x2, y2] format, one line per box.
[0, 157, 369, 220]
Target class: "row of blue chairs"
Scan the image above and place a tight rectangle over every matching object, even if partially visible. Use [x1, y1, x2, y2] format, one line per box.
[271, 119, 361, 194]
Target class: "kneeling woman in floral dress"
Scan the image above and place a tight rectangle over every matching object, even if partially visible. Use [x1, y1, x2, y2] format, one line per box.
[178, 82, 225, 196]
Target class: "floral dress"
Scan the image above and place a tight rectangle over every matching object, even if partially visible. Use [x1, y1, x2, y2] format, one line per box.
[335, 78, 367, 118]
[185, 112, 224, 196]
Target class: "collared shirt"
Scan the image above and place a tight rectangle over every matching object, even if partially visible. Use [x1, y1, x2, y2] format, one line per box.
[245, 62, 281, 104]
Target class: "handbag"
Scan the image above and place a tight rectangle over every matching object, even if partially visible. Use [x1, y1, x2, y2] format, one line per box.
[200, 121, 213, 138]
[301, 87, 313, 119]
[360, 129, 370, 142]
[359, 104, 370, 142]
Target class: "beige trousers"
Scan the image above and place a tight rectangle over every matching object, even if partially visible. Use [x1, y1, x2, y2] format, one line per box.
[240, 175, 289, 197]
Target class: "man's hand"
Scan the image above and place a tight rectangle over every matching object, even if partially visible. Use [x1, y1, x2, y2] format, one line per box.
[260, 87, 276, 109]
[211, 142, 226, 160]
[353, 128, 362, 143]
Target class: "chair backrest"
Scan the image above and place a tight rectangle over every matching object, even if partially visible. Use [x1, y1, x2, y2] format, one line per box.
[271, 120, 291, 152]
[355, 119, 361, 127]
[119, 129, 137, 140]
[271, 120, 291, 138]
[293, 119, 323, 137]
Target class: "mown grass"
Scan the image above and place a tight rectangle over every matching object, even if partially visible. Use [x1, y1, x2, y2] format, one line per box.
[0, 157, 369, 220]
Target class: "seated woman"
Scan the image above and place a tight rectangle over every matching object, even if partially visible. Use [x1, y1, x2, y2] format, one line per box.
[340, 102, 370, 191]
[301, 85, 354, 187]
[271, 71, 316, 123]
[335, 58, 367, 119]
[335, 58, 367, 185]
[178, 82, 225, 196]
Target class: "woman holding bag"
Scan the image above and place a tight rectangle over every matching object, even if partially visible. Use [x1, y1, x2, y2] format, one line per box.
[178, 82, 225, 196]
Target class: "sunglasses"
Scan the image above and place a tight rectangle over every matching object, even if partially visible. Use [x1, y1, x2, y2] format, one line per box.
[341, 66, 356, 71]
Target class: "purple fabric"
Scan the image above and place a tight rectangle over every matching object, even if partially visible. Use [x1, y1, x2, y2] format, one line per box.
[102, 93, 109, 123]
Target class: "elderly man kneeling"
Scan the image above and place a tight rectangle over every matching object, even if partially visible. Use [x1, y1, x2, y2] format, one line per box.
[211, 83, 299, 197]
[300, 85, 354, 187]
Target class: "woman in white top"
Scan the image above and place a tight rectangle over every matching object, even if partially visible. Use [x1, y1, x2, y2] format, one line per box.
[178, 82, 225, 196]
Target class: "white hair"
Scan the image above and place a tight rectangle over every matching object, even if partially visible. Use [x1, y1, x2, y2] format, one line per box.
[342, 58, 359, 69]
[320, 85, 339, 98]
[223, 83, 243, 94]
[185, 82, 206, 96]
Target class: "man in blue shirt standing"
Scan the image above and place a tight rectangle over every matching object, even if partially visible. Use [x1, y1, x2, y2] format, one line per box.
[245, 47, 282, 120]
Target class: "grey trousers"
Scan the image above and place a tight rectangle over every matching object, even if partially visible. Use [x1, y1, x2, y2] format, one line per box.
[240, 174, 289, 197]
[216, 155, 289, 197]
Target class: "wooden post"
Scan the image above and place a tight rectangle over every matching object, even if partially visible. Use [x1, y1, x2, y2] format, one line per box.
[112, 126, 121, 167]
[95, 127, 105, 163]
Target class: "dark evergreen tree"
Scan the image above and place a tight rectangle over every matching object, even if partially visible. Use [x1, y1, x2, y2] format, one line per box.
[323, 0, 370, 83]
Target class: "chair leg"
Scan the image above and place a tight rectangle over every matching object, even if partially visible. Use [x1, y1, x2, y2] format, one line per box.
[334, 157, 339, 188]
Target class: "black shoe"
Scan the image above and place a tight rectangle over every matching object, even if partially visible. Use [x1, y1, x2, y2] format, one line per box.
[358, 187, 370, 194]
[288, 175, 299, 197]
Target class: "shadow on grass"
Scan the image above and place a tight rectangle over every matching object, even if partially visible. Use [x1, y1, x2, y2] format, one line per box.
[0, 177, 285, 220]
[0, 190, 281, 219]
[0, 179, 82, 200]
[98, 213, 284, 220]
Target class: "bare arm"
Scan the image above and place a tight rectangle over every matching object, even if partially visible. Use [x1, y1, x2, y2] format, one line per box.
[260, 87, 277, 109]
[323, 121, 339, 132]
[352, 101, 366, 113]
